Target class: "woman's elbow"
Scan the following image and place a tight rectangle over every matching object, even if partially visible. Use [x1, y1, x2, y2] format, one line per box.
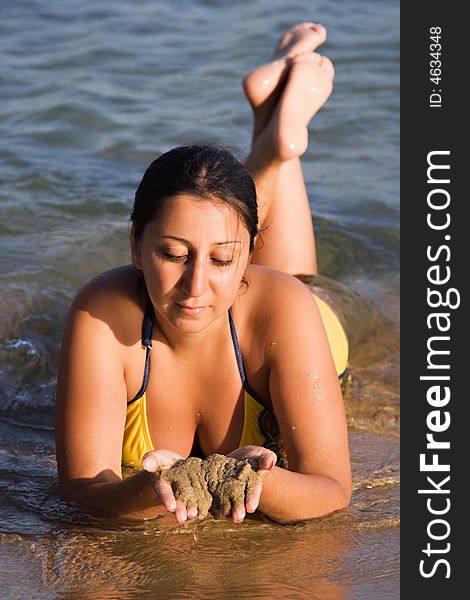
[338, 486, 352, 511]
[337, 473, 352, 510]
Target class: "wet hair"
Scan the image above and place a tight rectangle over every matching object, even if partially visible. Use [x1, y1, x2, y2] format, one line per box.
[130, 144, 259, 252]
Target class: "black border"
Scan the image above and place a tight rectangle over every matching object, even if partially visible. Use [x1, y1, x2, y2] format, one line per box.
[401, 3, 466, 594]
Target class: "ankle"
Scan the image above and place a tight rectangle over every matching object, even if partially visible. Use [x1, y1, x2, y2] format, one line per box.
[245, 149, 282, 178]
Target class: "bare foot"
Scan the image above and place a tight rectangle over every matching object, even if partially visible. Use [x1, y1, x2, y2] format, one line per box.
[252, 52, 335, 162]
[273, 21, 327, 60]
[243, 22, 327, 140]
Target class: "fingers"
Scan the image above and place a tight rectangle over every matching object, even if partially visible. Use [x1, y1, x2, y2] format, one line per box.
[246, 479, 263, 514]
[145, 451, 203, 522]
[257, 450, 277, 472]
[142, 449, 185, 472]
[148, 449, 274, 524]
[227, 445, 258, 460]
[142, 452, 161, 473]
[153, 478, 202, 522]
[174, 500, 189, 523]
[231, 502, 246, 524]
[154, 478, 177, 513]
[153, 477, 201, 522]
[175, 503, 200, 523]
[187, 505, 198, 520]
[244, 450, 274, 513]
[229, 446, 277, 473]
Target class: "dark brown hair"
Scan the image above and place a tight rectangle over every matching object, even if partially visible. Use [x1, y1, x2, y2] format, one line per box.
[131, 144, 259, 252]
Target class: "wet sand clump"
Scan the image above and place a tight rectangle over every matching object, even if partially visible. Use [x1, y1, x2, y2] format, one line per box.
[160, 454, 260, 518]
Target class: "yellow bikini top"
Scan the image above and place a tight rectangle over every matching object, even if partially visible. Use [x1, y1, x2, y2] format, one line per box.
[122, 295, 348, 470]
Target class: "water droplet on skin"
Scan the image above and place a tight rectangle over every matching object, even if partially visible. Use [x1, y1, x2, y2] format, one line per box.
[168, 425, 173, 431]
[291, 426, 296, 430]
[311, 86, 318, 93]
[288, 143, 296, 150]
[262, 79, 270, 88]
[270, 341, 276, 346]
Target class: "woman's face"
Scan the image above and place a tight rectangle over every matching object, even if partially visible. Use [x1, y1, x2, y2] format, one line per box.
[132, 194, 251, 333]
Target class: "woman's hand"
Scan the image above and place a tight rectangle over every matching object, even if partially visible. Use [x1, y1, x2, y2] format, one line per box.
[142, 449, 193, 522]
[227, 445, 276, 521]
[142, 446, 276, 524]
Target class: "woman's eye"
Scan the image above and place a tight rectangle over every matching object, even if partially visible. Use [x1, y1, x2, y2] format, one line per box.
[163, 252, 187, 263]
[211, 258, 233, 267]
[161, 252, 232, 266]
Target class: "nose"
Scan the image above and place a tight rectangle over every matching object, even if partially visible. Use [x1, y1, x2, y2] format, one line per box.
[181, 259, 209, 298]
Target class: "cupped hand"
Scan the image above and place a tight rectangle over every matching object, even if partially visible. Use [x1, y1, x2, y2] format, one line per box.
[142, 449, 196, 522]
[227, 445, 277, 521]
[142, 446, 277, 525]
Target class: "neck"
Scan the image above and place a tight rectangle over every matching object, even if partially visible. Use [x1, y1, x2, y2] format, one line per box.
[152, 309, 230, 355]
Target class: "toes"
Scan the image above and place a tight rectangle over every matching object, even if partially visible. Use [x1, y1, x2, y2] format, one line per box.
[299, 22, 328, 44]
[311, 23, 327, 42]
[290, 52, 335, 80]
[320, 55, 335, 79]
[276, 21, 328, 57]
[291, 51, 321, 65]
[296, 21, 316, 28]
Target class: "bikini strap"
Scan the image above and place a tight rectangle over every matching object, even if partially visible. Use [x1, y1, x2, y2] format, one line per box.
[128, 299, 154, 405]
[141, 298, 154, 349]
[228, 308, 267, 407]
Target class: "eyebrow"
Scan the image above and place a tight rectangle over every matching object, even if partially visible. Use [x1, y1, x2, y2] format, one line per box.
[161, 236, 242, 246]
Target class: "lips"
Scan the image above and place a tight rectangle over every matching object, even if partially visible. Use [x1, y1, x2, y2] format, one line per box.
[176, 303, 208, 316]
[178, 303, 207, 309]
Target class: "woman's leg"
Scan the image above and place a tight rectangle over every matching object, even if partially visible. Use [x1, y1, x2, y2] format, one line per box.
[243, 23, 334, 275]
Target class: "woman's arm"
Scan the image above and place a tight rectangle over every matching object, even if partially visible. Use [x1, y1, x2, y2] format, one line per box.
[258, 468, 350, 524]
[256, 274, 352, 523]
[61, 469, 164, 519]
[55, 277, 164, 519]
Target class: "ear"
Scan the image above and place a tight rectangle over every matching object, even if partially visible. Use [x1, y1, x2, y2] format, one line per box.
[130, 225, 143, 270]
[248, 234, 259, 262]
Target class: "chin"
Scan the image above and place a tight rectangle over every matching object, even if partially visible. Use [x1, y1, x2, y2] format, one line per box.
[168, 304, 207, 322]
[172, 315, 213, 334]
[173, 304, 230, 331]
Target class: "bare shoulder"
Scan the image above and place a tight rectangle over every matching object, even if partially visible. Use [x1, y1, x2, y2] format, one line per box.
[67, 264, 143, 344]
[233, 265, 321, 353]
[74, 264, 141, 304]
[238, 264, 317, 322]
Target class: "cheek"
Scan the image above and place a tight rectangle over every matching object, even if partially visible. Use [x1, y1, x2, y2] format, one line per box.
[141, 258, 175, 294]
[216, 259, 249, 293]
[233, 251, 250, 277]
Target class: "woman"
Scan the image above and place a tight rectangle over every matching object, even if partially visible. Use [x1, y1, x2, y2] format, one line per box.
[55, 22, 351, 524]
